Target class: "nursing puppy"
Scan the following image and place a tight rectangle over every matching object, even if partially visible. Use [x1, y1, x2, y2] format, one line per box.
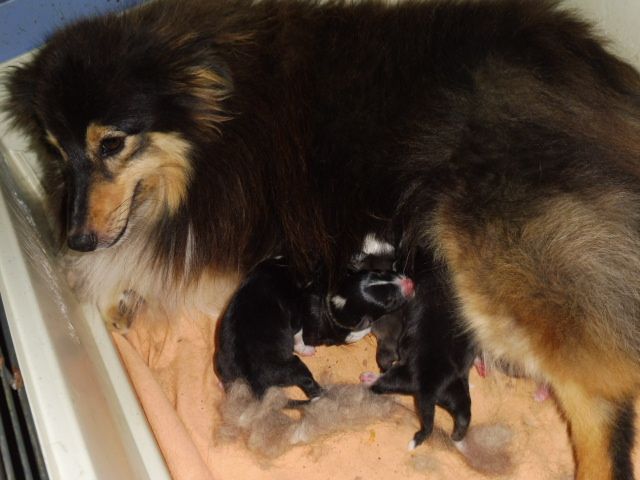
[8, 1, 640, 477]
[214, 257, 414, 399]
[350, 235, 406, 373]
[362, 247, 476, 447]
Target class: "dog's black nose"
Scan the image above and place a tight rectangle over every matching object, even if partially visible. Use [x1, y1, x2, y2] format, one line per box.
[68, 232, 98, 252]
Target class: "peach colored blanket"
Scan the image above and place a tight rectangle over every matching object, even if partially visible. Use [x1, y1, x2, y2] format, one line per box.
[111, 280, 640, 480]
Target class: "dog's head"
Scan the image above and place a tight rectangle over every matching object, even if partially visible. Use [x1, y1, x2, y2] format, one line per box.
[329, 270, 414, 330]
[6, 9, 232, 251]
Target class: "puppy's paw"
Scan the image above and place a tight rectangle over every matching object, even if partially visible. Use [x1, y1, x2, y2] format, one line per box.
[294, 345, 316, 356]
[359, 371, 380, 385]
[409, 429, 430, 451]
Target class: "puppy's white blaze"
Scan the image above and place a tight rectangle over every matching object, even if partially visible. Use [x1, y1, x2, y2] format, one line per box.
[345, 327, 371, 343]
[293, 329, 304, 349]
[331, 295, 347, 309]
[365, 280, 397, 287]
[361, 233, 395, 256]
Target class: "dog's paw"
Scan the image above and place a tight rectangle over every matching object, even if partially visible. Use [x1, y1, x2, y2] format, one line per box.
[359, 371, 380, 385]
[103, 290, 145, 333]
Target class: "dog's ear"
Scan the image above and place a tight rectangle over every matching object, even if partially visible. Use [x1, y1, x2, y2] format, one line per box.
[4, 60, 42, 135]
[173, 58, 234, 133]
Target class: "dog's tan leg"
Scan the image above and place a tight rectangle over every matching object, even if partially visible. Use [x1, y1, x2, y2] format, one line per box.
[553, 382, 616, 480]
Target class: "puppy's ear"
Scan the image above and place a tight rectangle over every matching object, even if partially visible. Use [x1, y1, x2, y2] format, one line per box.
[4, 60, 42, 135]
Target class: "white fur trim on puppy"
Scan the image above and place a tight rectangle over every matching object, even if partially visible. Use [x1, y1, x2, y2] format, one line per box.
[331, 295, 347, 309]
[361, 233, 395, 256]
[293, 329, 316, 356]
[345, 327, 371, 343]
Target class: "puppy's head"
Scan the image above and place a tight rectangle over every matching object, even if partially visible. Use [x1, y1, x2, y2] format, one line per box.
[6, 10, 232, 251]
[329, 270, 415, 330]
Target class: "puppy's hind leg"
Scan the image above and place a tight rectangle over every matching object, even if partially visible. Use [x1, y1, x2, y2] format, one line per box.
[367, 363, 441, 450]
[283, 356, 324, 400]
[438, 376, 471, 442]
[410, 392, 438, 450]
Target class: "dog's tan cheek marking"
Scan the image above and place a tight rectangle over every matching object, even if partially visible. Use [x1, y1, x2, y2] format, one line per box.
[86, 177, 132, 236]
[129, 132, 192, 215]
[82, 131, 190, 239]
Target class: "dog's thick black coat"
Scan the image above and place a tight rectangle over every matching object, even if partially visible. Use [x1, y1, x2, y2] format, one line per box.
[214, 257, 411, 398]
[8, 0, 640, 477]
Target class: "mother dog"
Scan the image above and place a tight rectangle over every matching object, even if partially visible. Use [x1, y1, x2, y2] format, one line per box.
[7, 0, 640, 478]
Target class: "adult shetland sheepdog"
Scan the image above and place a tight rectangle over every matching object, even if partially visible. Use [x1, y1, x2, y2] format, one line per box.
[6, 0, 640, 477]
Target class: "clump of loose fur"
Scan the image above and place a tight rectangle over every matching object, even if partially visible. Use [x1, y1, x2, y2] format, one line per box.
[454, 423, 514, 475]
[218, 382, 514, 475]
[412, 423, 515, 477]
[217, 382, 399, 458]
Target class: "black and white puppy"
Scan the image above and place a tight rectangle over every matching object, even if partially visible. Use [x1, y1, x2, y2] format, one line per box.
[214, 256, 414, 400]
[349, 234, 407, 373]
[362, 245, 477, 449]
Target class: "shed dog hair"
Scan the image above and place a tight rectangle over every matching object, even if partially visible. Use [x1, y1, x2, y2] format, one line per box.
[7, 0, 640, 477]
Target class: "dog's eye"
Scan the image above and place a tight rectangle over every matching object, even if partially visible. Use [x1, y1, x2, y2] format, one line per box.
[100, 136, 125, 157]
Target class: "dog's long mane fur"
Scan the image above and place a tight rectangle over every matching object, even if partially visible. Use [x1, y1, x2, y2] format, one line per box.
[7, 0, 640, 477]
